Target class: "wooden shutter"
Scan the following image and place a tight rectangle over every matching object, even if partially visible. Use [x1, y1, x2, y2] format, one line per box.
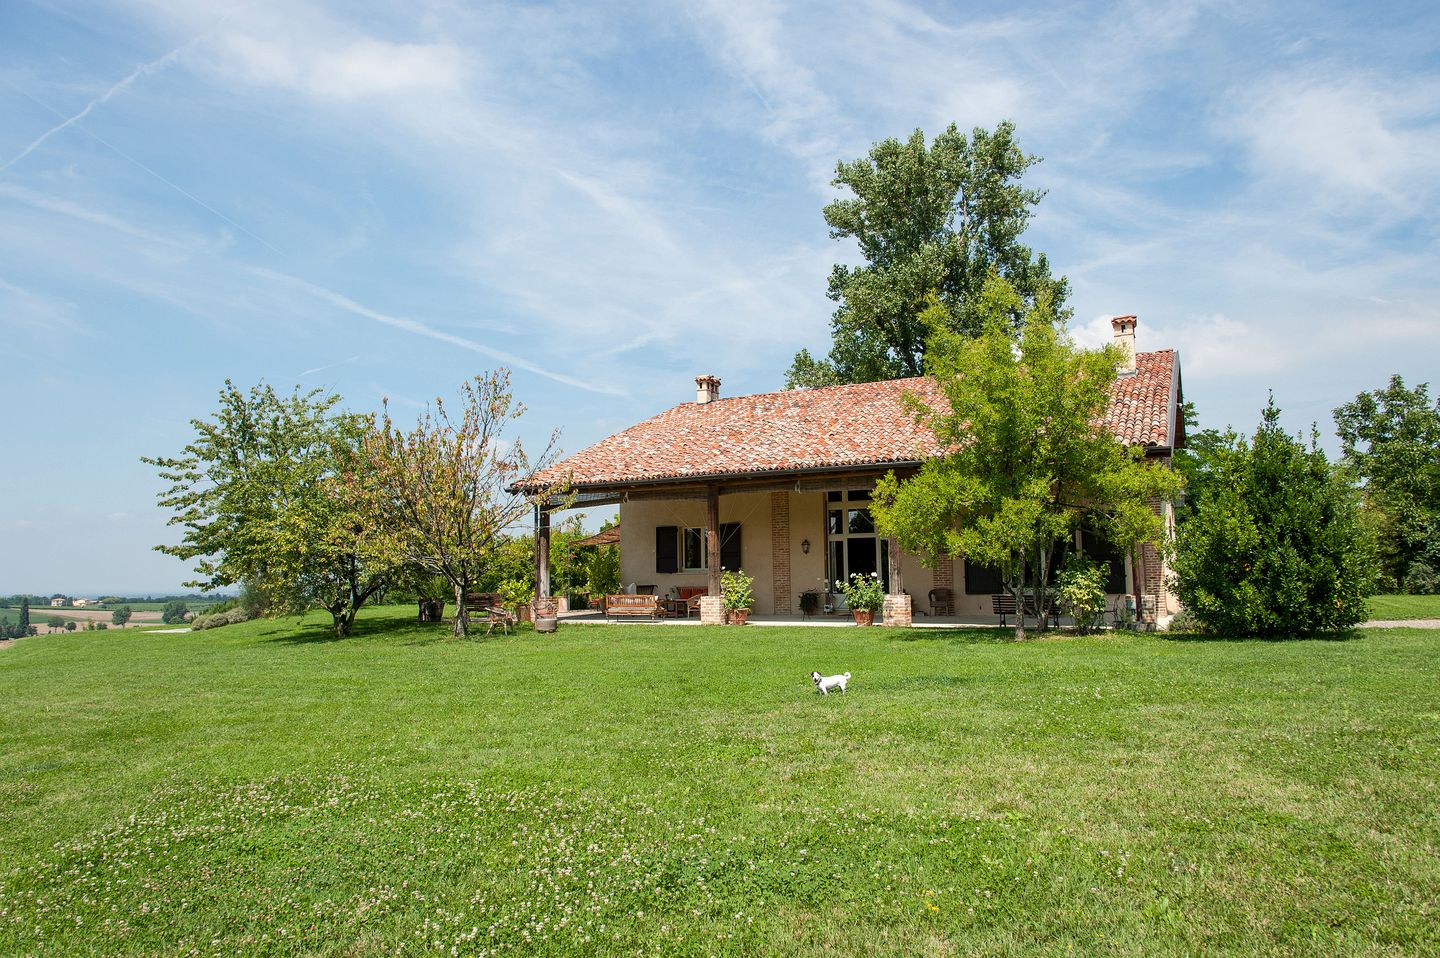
[964, 560, 1006, 595]
[719, 523, 742, 571]
[655, 526, 678, 574]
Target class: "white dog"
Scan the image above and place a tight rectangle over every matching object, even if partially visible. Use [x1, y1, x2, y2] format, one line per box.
[811, 671, 851, 695]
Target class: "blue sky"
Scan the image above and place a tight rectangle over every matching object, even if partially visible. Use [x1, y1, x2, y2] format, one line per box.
[2, 0, 1437, 594]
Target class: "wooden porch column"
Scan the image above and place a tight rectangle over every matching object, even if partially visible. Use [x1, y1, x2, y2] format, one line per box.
[882, 535, 913, 627]
[700, 484, 725, 624]
[535, 506, 551, 600]
[887, 535, 904, 595]
[706, 483, 721, 597]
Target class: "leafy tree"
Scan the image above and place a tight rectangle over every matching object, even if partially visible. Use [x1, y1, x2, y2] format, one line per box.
[1333, 376, 1440, 592]
[585, 522, 621, 600]
[356, 370, 562, 637]
[787, 122, 1068, 387]
[19, 597, 29, 635]
[144, 381, 400, 638]
[161, 600, 189, 625]
[871, 281, 1178, 640]
[1172, 397, 1372, 635]
[65, 621, 76, 632]
[111, 606, 132, 627]
[46, 616, 64, 633]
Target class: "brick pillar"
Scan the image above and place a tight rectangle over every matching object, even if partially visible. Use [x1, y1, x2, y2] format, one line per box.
[699, 595, 725, 625]
[883, 594, 912, 627]
[771, 491, 792, 615]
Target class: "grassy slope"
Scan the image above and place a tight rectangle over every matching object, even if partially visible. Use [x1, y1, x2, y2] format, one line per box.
[1367, 594, 1440, 620]
[0, 607, 1436, 957]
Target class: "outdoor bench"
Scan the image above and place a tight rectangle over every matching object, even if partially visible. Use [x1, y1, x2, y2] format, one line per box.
[991, 593, 1017, 626]
[604, 594, 664, 621]
[463, 592, 515, 635]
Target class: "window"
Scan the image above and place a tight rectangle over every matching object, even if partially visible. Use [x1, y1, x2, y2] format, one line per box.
[681, 527, 705, 571]
[826, 490, 888, 590]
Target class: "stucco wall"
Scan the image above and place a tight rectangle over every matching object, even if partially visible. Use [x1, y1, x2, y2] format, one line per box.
[619, 492, 776, 611]
[619, 489, 952, 615]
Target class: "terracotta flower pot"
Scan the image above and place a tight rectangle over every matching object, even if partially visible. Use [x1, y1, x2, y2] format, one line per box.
[852, 609, 875, 627]
[727, 609, 750, 626]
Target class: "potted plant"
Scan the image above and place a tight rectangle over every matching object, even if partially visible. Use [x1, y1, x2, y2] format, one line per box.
[499, 579, 535, 623]
[411, 572, 449, 623]
[798, 589, 822, 618]
[835, 572, 884, 626]
[721, 569, 755, 625]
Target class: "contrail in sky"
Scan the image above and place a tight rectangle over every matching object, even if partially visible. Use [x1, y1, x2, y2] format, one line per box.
[253, 268, 621, 396]
[0, 42, 193, 175]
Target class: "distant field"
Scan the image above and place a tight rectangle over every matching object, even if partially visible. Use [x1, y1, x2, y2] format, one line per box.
[1, 605, 1436, 956]
[1367, 594, 1440, 619]
[2, 608, 162, 629]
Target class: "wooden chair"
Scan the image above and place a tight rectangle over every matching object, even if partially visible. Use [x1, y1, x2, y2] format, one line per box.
[685, 593, 706, 618]
[928, 587, 954, 616]
[463, 592, 514, 635]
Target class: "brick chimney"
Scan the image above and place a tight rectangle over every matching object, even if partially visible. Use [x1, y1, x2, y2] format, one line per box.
[1110, 315, 1137, 375]
[695, 374, 721, 404]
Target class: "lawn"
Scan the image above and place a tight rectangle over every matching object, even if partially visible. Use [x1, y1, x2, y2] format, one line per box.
[1, 608, 1436, 956]
[1367, 593, 1440, 620]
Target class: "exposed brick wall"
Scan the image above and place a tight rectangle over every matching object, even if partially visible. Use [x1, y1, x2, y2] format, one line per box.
[932, 554, 954, 590]
[771, 491, 792, 615]
[1140, 495, 1165, 619]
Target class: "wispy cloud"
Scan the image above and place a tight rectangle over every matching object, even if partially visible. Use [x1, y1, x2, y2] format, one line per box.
[0, 275, 79, 332]
[0, 182, 181, 247]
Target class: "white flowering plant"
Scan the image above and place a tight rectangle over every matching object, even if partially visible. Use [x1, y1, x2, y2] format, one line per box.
[835, 572, 884, 612]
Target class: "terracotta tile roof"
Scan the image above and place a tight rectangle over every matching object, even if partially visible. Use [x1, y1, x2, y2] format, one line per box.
[532, 351, 1177, 490]
[1103, 350, 1176, 447]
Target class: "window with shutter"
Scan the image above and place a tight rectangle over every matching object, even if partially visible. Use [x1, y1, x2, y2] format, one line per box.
[719, 523, 742, 571]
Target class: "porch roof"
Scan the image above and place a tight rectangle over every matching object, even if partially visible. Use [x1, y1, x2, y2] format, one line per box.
[526, 350, 1179, 493]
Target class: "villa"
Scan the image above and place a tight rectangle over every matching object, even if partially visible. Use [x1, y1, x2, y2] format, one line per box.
[524, 317, 1183, 625]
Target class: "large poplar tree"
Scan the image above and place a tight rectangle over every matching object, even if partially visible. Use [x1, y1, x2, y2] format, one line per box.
[1333, 376, 1440, 592]
[787, 122, 1068, 387]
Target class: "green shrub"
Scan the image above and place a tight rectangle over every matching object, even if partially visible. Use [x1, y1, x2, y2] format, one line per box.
[1403, 561, 1439, 595]
[720, 569, 755, 612]
[1055, 555, 1107, 633]
[161, 600, 189, 625]
[1172, 397, 1372, 636]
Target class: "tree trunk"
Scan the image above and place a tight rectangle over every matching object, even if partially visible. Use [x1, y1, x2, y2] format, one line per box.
[1007, 566, 1027, 641]
[1035, 544, 1051, 632]
[453, 581, 469, 637]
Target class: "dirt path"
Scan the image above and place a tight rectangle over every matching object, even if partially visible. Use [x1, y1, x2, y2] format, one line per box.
[1362, 619, 1440, 629]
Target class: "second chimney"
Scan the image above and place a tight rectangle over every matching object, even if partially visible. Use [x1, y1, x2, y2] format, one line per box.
[1110, 315, 1137, 375]
[695, 374, 721, 404]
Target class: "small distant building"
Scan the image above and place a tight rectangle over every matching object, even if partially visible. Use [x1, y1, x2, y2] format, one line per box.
[72, 598, 92, 608]
[50, 597, 65, 607]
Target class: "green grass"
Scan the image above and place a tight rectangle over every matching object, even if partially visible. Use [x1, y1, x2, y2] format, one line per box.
[1, 608, 1436, 956]
[1367, 593, 1440, 620]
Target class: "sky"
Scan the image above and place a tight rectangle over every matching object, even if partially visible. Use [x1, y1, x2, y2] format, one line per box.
[1, 0, 1437, 594]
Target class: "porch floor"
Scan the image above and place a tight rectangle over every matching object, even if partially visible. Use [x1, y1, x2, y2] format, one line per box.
[557, 610, 1087, 629]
